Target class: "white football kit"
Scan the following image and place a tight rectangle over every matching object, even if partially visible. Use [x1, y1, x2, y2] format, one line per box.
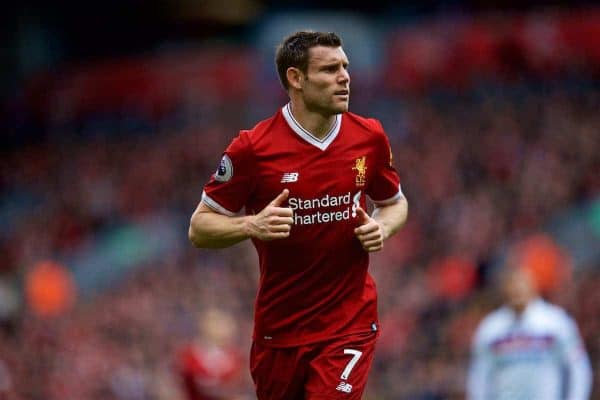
[467, 298, 592, 400]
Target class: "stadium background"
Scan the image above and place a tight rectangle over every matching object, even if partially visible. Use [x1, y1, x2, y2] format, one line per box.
[1, 1, 599, 398]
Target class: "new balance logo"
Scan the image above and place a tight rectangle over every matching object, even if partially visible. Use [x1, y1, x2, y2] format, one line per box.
[281, 172, 299, 183]
[336, 381, 353, 393]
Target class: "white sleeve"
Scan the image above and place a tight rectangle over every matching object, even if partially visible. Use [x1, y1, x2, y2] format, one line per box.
[467, 329, 493, 400]
[561, 315, 592, 400]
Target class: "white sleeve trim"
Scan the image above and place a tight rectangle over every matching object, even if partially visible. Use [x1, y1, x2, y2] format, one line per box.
[201, 191, 238, 216]
[370, 184, 405, 206]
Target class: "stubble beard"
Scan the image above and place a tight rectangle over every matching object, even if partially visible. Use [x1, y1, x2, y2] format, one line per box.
[310, 95, 349, 116]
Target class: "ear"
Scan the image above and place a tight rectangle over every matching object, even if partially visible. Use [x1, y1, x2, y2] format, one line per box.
[286, 67, 303, 90]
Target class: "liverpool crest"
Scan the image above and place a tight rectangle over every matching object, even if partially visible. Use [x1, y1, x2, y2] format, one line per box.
[353, 156, 367, 187]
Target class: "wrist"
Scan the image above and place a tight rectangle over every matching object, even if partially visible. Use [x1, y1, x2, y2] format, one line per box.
[243, 215, 257, 239]
[378, 220, 391, 241]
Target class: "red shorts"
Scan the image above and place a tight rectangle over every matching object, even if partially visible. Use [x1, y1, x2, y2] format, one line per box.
[250, 331, 378, 400]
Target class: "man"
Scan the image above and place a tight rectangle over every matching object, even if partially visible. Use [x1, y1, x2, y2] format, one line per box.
[467, 265, 592, 400]
[188, 31, 408, 399]
[176, 308, 247, 400]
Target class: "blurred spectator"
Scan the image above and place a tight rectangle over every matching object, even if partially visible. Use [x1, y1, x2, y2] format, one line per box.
[176, 308, 247, 400]
[467, 265, 592, 400]
[0, 277, 20, 333]
[25, 261, 76, 318]
[0, 9, 599, 399]
[0, 358, 12, 396]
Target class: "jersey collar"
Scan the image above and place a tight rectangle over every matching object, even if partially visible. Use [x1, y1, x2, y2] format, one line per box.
[281, 103, 342, 151]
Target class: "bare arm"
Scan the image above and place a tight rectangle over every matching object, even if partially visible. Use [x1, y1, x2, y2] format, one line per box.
[354, 195, 408, 252]
[188, 189, 294, 249]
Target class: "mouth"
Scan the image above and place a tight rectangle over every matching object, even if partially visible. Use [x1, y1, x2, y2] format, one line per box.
[334, 89, 349, 96]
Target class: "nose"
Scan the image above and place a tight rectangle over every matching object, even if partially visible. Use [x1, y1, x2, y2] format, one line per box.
[338, 68, 350, 84]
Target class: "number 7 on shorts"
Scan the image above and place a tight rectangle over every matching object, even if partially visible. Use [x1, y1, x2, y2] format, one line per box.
[340, 349, 363, 380]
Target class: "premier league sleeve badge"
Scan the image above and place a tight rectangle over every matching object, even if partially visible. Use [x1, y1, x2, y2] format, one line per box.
[214, 154, 233, 182]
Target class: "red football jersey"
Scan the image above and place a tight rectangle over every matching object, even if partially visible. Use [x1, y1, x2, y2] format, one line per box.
[202, 104, 402, 347]
[177, 343, 243, 400]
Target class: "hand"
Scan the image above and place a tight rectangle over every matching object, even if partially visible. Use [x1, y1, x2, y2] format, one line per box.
[247, 189, 294, 241]
[354, 206, 384, 252]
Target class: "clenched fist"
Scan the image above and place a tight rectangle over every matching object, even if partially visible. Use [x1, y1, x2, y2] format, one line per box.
[248, 189, 294, 241]
[354, 206, 384, 252]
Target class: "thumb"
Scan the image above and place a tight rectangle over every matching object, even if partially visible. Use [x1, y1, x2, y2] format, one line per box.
[270, 189, 290, 207]
[355, 206, 370, 225]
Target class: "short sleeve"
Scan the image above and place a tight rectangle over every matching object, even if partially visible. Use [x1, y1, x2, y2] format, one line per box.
[366, 120, 403, 205]
[202, 131, 256, 215]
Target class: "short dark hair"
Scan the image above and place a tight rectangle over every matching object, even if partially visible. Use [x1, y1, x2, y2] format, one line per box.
[275, 31, 343, 90]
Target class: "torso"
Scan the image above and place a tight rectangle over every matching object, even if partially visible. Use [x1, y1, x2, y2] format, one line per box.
[203, 105, 401, 346]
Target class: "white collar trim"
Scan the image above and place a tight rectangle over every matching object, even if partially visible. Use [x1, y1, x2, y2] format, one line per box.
[281, 103, 341, 151]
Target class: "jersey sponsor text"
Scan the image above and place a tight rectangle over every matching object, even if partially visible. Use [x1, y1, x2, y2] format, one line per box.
[288, 191, 360, 225]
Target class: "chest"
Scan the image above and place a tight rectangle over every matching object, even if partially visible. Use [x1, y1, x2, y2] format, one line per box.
[249, 142, 378, 212]
[488, 325, 560, 362]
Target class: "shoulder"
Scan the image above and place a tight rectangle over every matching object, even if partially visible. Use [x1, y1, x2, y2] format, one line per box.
[343, 112, 391, 155]
[473, 307, 512, 344]
[530, 300, 577, 333]
[343, 112, 386, 135]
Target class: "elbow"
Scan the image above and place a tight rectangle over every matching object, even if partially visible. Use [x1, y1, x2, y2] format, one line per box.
[189, 225, 216, 249]
[188, 225, 203, 248]
[393, 195, 409, 220]
[188, 216, 225, 249]
[397, 195, 408, 225]
[188, 214, 209, 248]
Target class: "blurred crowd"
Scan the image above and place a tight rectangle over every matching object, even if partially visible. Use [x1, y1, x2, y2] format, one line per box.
[1, 42, 600, 400]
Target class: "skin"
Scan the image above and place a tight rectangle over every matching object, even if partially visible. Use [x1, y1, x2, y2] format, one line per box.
[285, 45, 351, 138]
[189, 45, 408, 251]
[501, 267, 538, 314]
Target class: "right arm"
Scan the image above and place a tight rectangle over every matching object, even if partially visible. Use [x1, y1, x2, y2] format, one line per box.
[189, 189, 293, 249]
[467, 327, 492, 400]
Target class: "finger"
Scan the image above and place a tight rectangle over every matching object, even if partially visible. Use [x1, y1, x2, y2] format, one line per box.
[270, 224, 292, 233]
[263, 231, 290, 241]
[363, 244, 383, 252]
[355, 206, 370, 225]
[270, 216, 294, 225]
[362, 238, 383, 248]
[270, 189, 290, 207]
[354, 223, 378, 235]
[269, 207, 293, 218]
[356, 231, 381, 242]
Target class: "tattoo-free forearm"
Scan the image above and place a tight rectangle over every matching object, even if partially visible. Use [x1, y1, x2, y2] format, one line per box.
[371, 196, 408, 240]
[188, 204, 253, 248]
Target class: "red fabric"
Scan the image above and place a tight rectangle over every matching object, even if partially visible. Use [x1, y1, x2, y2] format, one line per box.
[203, 108, 401, 347]
[177, 344, 243, 400]
[250, 331, 378, 400]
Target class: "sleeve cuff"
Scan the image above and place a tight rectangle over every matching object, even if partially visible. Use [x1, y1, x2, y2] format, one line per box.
[369, 184, 405, 206]
[201, 191, 238, 216]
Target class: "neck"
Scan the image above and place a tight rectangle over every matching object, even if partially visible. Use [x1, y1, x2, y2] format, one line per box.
[512, 304, 527, 315]
[288, 100, 337, 140]
[511, 297, 536, 315]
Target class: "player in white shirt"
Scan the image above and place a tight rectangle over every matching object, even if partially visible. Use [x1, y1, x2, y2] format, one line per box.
[467, 266, 592, 400]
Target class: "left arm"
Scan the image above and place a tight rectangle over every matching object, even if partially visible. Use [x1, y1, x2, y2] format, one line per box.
[354, 195, 408, 252]
[561, 317, 592, 400]
[358, 121, 408, 252]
